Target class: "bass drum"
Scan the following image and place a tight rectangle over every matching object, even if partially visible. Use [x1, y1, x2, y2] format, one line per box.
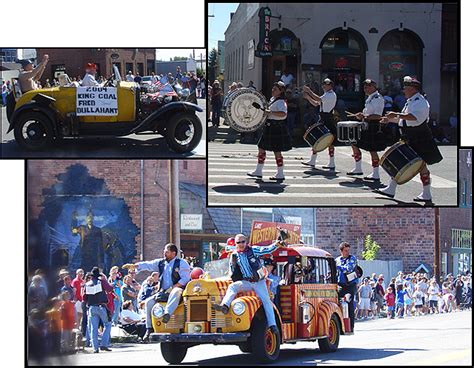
[303, 123, 334, 152]
[224, 88, 268, 132]
[380, 141, 425, 185]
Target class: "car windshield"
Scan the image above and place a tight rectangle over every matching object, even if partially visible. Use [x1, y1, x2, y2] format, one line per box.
[142, 76, 152, 81]
[203, 259, 229, 279]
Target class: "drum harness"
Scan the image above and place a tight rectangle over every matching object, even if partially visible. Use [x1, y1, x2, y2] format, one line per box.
[264, 96, 286, 127]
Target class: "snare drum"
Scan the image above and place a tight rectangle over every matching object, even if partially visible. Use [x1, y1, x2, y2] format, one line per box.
[337, 121, 364, 143]
[380, 141, 425, 184]
[303, 123, 335, 152]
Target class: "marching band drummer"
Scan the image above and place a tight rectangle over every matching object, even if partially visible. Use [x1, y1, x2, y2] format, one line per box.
[347, 79, 385, 180]
[247, 81, 292, 181]
[375, 76, 443, 202]
[301, 78, 337, 169]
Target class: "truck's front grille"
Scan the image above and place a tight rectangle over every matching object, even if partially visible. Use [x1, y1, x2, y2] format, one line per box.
[189, 299, 208, 322]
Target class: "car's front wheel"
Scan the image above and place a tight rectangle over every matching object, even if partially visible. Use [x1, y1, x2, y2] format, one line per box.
[160, 342, 188, 364]
[13, 112, 55, 151]
[318, 314, 340, 353]
[250, 318, 280, 363]
[164, 112, 202, 153]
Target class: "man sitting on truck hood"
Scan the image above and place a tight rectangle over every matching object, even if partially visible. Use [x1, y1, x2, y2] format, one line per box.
[212, 233, 284, 334]
[122, 243, 191, 342]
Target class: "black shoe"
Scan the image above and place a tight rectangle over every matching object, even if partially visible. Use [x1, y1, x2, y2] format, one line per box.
[269, 176, 285, 181]
[413, 197, 432, 203]
[346, 171, 363, 176]
[373, 189, 395, 198]
[363, 176, 380, 181]
[322, 165, 335, 170]
[211, 303, 229, 314]
[100, 347, 112, 351]
[93, 350, 99, 353]
[162, 313, 171, 323]
[143, 328, 153, 342]
[269, 325, 278, 334]
[247, 172, 262, 179]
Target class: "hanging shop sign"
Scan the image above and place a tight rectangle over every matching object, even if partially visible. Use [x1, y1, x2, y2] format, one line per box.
[181, 214, 203, 230]
[249, 221, 301, 246]
[255, 7, 272, 57]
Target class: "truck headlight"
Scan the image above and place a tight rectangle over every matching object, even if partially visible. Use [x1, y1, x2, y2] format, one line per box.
[232, 301, 246, 316]
[152, 304, 164, 318]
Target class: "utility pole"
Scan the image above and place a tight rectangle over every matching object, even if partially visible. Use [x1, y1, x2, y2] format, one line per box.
[169, 160, 181, 253]
[434, 208, 441, 280]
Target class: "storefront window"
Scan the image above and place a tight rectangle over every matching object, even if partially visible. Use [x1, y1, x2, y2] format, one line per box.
[320, 28, 367, 108]
[378, 29, 423, 98]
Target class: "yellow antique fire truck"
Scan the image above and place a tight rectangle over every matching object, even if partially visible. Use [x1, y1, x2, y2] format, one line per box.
[149, 242, 353, 364]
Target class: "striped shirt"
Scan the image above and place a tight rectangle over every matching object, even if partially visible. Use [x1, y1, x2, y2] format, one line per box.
[232, 243, 279, 279]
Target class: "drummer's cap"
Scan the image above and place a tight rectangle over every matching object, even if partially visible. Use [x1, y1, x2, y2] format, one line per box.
[85, 63, 97, 70]
[273, 80, 286, 90]
[323, 78, 334, 86]
[19, 59, 34, 68]
[363, 79, 377, 86]
[403, 76, 421, 89]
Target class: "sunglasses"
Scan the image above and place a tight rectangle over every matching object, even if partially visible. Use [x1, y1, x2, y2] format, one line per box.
[236, 240, 246, 244]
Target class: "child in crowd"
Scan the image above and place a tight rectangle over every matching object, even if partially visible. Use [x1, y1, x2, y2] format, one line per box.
[412, 285, 424, 316]
[403, 281, 413, 317]
[396, 284, 407, 318]
[384, 286, 396, 319]
[428, 280, 440, 314]
[60, 291, 76, 353]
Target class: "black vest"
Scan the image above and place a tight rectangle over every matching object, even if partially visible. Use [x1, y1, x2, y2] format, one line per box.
[158, 258, 182, 286]
[84, 278, 108, 306]
[230, 247, 262, 282]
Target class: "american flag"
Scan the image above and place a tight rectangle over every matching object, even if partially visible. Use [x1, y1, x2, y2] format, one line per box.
[152, 75, 178, 97]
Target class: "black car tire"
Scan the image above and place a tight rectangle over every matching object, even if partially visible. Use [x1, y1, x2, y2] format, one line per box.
[160, 342, 188, 364]
[13, 111, 55, 151]
[238, 341, 253, 353]
[318, 314, 340, 353]
[250, 317, 280, 363]
[165, 112, 202, 153]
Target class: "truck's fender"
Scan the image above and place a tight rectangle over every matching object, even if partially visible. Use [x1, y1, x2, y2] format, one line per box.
[7, 93, 57, 134]
[131, 101, 202, 133]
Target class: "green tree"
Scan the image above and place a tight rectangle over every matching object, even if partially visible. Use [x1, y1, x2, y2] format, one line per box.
[361, 235, 380, 260]
[208, 48, 218, 82]
[172, 56, 188, 61]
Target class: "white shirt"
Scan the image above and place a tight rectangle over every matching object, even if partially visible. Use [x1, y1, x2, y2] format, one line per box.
[268, 97, 287, 120]
[126, 74, 135, 82]
[363, 91, 384, 116]
[280, 73, 294, 86]
[400, 92, 430, 127]
[81, 73, 99, 87]
[320, 89, 337, 112]
[121, 309, 142, 324]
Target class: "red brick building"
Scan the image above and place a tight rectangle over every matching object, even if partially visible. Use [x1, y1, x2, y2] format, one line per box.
[27, 160, 205, 274]
[35, 48, 155, 82]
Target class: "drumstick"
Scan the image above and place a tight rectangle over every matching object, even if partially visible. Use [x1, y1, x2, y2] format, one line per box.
[345, 111, 358, 117]
[252, 102, 266, 111]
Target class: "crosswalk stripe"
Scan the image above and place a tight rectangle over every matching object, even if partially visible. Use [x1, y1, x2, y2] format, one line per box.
[209, 182, 372, 189]
[208, 192, 378, 198]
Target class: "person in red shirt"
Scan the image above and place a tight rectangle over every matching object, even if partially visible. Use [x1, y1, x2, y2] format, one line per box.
[384, 286, 396, 319]
[60, 291, 76, 353]
[71, 269, 85, 329]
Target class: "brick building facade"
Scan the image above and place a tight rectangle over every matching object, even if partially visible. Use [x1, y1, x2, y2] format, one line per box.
[35, 48, 155, 82]
[27, 160, 205, 274]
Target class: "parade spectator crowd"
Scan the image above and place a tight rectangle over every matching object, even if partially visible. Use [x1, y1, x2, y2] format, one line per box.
[353, 271, 472, 321]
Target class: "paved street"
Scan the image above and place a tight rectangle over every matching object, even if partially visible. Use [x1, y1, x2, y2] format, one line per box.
[0, 99, 206, 158]
[208, 126, 457, 206]
[49, 309, 471, 366]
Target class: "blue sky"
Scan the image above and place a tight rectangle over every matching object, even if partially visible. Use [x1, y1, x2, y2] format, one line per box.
[208, 3, 240, 51]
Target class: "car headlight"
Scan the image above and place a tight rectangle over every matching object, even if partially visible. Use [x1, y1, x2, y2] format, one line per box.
[232, 301, 246, 316]
[152, 304, 164, 318]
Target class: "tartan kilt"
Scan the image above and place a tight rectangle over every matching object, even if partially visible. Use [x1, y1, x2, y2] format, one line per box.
[356, 120, 387, 152]
[320, 112, 337, 136]
[401, 123, 443, 165]
[257, 119, 292, 152]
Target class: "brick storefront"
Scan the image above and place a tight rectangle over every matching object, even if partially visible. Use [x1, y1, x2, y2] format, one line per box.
[35, 48, 155, 82]
[316, 208, 436, 273]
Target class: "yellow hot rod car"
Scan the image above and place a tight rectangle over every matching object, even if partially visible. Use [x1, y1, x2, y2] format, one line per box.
[149, 244, 353, 364]
[5, 69, 202, 153]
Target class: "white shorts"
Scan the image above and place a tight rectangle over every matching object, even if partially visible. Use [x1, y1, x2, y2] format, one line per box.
[75, 300, 83, 313]
[359, 297, 371, 310]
